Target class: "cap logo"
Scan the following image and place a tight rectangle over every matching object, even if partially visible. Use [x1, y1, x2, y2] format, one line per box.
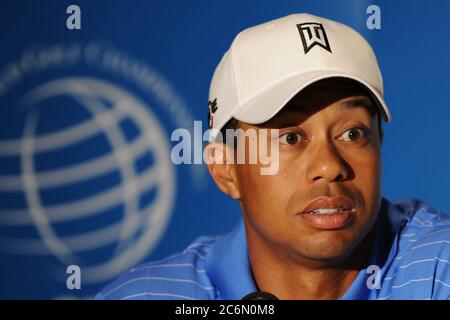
[208, 98, 218, 128]
[297, 22, 332, 54]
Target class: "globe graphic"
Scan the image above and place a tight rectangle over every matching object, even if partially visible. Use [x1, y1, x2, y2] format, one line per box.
[0, 77, 176, 284]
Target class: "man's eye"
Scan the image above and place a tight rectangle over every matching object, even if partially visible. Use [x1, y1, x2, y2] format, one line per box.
[338, 128, 367, 142]
[279, 132, 302, 145]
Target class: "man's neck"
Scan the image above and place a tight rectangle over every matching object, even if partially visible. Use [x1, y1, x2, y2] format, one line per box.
[247, 229, 374, 300]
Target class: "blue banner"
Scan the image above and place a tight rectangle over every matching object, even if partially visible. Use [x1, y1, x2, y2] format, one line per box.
[0, 0, 449, 299]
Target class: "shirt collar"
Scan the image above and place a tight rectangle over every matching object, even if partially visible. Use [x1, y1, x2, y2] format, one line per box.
[205, 218, 256, 299]
[205, 197, 409, 300]
[340, 198, 409, 299]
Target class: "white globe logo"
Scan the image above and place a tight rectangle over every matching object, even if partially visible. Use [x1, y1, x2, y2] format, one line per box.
[0, 77, 176, 284]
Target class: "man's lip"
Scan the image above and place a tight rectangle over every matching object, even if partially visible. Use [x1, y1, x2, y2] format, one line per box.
[299, 196, 354, 214]
[298, 210, 354, 230]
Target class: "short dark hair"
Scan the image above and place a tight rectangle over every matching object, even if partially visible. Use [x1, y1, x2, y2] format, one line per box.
[218, 118, 239, 145]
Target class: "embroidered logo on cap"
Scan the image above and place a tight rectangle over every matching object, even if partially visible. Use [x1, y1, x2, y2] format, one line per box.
[208, 98, 218, 128]
[297, 22, 332, 54]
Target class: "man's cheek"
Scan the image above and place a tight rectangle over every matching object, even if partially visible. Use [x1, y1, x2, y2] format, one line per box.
[355, 160, 379, 187]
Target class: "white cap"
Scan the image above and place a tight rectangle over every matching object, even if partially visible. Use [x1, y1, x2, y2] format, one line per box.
[208, 13, 391, 141]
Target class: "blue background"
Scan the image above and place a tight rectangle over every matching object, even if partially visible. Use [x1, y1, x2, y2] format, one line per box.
[0, 0, 449, 299]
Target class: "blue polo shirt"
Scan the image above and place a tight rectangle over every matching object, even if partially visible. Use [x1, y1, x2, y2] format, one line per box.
[96, 198, 450, 300]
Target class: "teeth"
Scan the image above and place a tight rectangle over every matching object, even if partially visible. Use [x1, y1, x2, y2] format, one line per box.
[308, 208, 346, 215]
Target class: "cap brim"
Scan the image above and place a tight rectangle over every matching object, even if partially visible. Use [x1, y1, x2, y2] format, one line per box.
[233, 70, 391, 125]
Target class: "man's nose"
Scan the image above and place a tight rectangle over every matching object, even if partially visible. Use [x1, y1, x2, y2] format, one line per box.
[305, 140, 350, 183]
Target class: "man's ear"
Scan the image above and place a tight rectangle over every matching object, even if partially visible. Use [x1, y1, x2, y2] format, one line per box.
[204, 142, 241, 200]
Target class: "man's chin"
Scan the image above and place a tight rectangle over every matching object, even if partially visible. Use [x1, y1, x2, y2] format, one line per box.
[291, 237, 361, 265]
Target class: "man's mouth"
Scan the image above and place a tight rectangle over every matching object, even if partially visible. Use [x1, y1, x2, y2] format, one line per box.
[298, 196, 356, 229]
[304, 208, 354, 215]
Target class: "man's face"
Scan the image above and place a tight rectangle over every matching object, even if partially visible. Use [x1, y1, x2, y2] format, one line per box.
[233, 79, 383, 265]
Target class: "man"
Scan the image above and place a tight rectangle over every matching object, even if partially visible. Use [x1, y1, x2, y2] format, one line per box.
[97, 13, 450, 300]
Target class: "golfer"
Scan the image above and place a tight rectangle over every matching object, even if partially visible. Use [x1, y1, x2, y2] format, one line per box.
[97, 13, 450, 300]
